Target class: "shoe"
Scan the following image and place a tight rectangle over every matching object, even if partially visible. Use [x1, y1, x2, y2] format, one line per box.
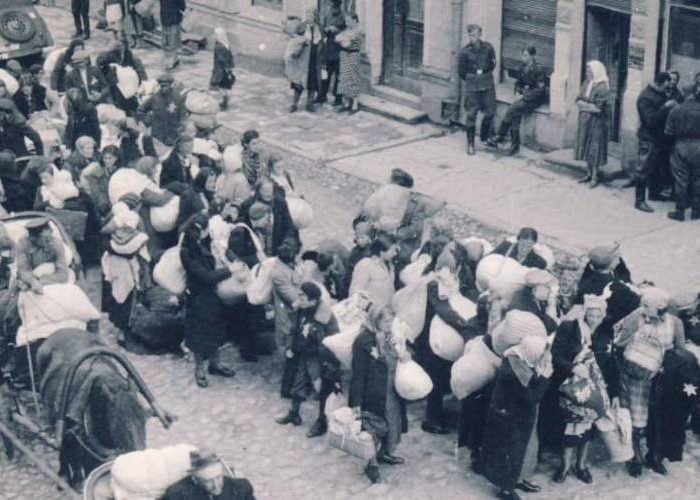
[275, 411, 302, 426]
[305, 104, 316, 113]
[649, 192, 672, 202]
[208, 364, 236, 377]
[333, 97, 343, 107]
[589, 177, 599, 189]
[553, 467, 569, 483]
[365, 464, 380, 484]
[348, 108, 360, 115]
[635, 201, 654, 213]
[72, 31, 83, 39]
[421, 422, 450, 435]
[515, 480, 541, 493]
[668, 210, 685, 221]
[645, 457, 668, 475]
[306, 418, 327, 438]
[195, 371, 208, 388]
[578, 174, 592, 184]
[467, 144, 475, 155]
[289, 105, 298, 113]
[377, 452, 405, 465]
[487, 136, 503, 148]
[627, 459, 643, 478]
[336, 106, 350, 113]
[618, 178, 635, 188]
[574, 467, 593, 484]
[498, 489, 522, 500]
[506, 143, 520, 156]
[691, 210, 700, 220]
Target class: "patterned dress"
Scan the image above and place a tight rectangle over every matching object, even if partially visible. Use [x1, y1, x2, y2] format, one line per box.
[338, 29, 362, 99]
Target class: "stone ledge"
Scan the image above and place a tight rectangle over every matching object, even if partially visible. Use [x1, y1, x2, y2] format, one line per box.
[357, 94, 428, 124]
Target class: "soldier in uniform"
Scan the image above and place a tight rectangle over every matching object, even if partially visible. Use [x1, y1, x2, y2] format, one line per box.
[488, 46, 548, 156]
[458, 24, 496, 155]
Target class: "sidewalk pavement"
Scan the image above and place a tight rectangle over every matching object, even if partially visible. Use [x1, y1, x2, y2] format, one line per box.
[41, 6, 700, 296]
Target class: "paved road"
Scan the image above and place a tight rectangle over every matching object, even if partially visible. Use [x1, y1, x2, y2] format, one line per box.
[2, 6, 700, 500]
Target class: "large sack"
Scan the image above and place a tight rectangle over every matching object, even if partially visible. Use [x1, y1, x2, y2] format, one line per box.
[394, 359, 433, 401]
[429, 293, 476, 361]
[451, 336, 501, 399]
[362, 184, 410, 230]
[287, 197, 314, 230]
[185, 90, 219, 115]
[216, 261, 252, 305]
[323, 293, 373, 369]
[97, 103, 127, 124]
[399, 253, 431, 286]
[111, 64, 140, 99]
[150, 195, 180, 233]
[459, 236, 494, 262]
[246, 257, 278, 305]
[153, 245, 186, 295]
[391, 277, 430, 342]
[111, 444, 197, 500]
[0, 69, 18, 97]
[491, 310, 547, 356]
[43, 47, 68, 76]
[475, 254, 528, 304]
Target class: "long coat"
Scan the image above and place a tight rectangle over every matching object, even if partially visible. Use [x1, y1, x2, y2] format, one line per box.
[64, 105, 101, 153]
[284, 22, 324, 92]
[482, 358, 549, 492]
[349, 256, 395, 309]
[64, 64, 110, 104]
[159, 0, 186, 27]
[575, 81, 610, 168]
[160, 150, 192, 187]
[180, 235, 232, 356]
[210, 42, 235, 89]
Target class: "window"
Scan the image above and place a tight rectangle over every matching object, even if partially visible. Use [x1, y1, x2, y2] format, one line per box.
[253, 0, 283, 9]
[667, 3, 700, 86]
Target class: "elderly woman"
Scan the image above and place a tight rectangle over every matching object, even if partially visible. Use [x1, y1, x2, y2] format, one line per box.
[482, 335, 552, 500]
[276, 282, 341, 439]
[551, 295, 610, 484]
[575, 60, 610, 188]
[349, 233, 398, 309]
[492, 227, 547, 270]
[614, 287, 686, 477]
[509, 269, 558, 334]
[180, 214, 235, 388]
[64, 135, 98, 184]
[349, 305, 409, 484]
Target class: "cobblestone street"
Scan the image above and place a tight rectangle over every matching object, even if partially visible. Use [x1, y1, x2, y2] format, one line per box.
[2, 5, 700, 500]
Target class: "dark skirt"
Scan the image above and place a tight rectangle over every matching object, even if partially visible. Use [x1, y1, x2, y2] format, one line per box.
[575, 111, 608, 168]
[101, 279, 137, 332]
[184, 291, 227, 357]
[307, 45, 321, 94]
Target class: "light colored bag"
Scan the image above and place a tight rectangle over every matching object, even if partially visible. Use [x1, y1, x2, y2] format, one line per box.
[394, 359, 433, 401]
[391, 277, 430, 342]
[623, 334, 664, 380]
[475, 254, 528, 304]
[399, 253, 431, 286]
[287, 197, 314, 229]
[428, 293, 475, 362]
[596, 405, 634, 463]
[150, 196, 180, 233]
[246, 257, 278, 305]
[112, 64, 140, 99]
[216, 261, 252, 305]
[153, 242, 186, 296]
[450, 336, 501, 399]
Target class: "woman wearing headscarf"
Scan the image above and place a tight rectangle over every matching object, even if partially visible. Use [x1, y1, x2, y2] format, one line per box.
[349, 232, 398, 309]
[614, 286, 686, 477]
[482, 335, 552, 500]
[64, 135, 98, 184]
[349, 305, 409, 484]
[180, 214, 235, 388]
[210, 27, 236, 111]
[551, 295, 610, 484]
[574, 60, 611, 188]
[509, 269, 559, 334]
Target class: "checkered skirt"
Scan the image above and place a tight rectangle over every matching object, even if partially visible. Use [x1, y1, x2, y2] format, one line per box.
[619, 368, 652, 428]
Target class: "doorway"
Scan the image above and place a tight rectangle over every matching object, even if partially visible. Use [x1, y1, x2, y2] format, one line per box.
[584, 6, 630, 142]
[382, 0, 424, 95]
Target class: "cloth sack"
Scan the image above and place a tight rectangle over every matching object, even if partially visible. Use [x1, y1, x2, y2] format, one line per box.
[43, 47, 68, 76]
[475, 254, 529, 304]
[391, 276, 430, 342]
[595, 406, 634, 463]
[491, 310, 547, 357]
[362, 184, 410, 231]
[399, 253, 431, 286]
[246, 257, 278, 305]
[450, 336, 501, 399]
[323, 293, 373, 368]
[153, 241, 186, 296]
[111, 64, 140, 99]
[394, 359, 433, 401]
[0, 69, 18, 97]
[429, 292, 475, 361]
[287, 197, 314, 230]
[216, 260, 252, 305]
[324, 392, 348, 417]
[150, 195, 180, 233]
[111, 444, 197, 500]
[97, 103, 127, 124]
[623, 335, 664, 380]
[134, 0, 157, 16]
[185, 90, 220, 115]
[459, 236, 494, 261]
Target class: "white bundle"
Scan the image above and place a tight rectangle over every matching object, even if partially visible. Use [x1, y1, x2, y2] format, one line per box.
[111, 64, 140, 99]
[429, 293, 476, 362]
[185, 90, 220, 115]
[150, 195, 181, 233]
[43, 47, 68, 76]
[153, 243, 186, 295]
[0, 69, 19, 96]
[97, 103, 127, 124]
[394, 359, 433, 401]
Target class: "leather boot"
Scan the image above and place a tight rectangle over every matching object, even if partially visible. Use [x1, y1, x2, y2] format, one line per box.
[306, 416, 328, 438]
[667, 209, 686, 221]
[635, 183, 654, 213]
[507, 127, 520, 156]
[194, 355, 208, 388]
[466, 127, 476, 155]
[289, 89, 302, 113]
[589, 165, 599, 188]
[480, 117, 493, 143]
[488, 121, 510, 147]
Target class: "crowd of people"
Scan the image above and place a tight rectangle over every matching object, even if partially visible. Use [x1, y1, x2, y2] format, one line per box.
[1, 4, 700, 500]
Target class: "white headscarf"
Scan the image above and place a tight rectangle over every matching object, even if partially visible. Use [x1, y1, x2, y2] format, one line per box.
[585, 60, 609, 97]
[214, 27, 230, 50]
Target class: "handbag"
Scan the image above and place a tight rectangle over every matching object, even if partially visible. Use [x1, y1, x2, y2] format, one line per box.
[623, 334, 664, 380]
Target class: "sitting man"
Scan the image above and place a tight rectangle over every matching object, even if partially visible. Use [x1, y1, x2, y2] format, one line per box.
[16, 218, 70, 295]
[163, 453, 255, 500]
[488, 46, 548, 155]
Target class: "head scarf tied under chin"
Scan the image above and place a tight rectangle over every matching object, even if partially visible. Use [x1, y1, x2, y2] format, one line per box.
[583, 293, 608, 316]
[585, 60, 609, 97]
[214, 27, 230, 50]
[642, 286, 670, 316]
[504, 335, 551, 386]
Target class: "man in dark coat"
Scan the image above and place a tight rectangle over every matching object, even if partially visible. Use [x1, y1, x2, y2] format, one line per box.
[488, 46, 548, 156]
[160, 0, 187, 69]
[318, 0, 346, 106]
[0, 99, 43, 157]
[13, 73, 48, 119]
[634, 72, 676, 213]
[163, 454, 255, 500]
[71, 0, 91, 39]
[492, 227, 547, 270]
[97, 38, 148, 116]
[63, 88, 101, 151]
[665, 85, 700, 221]
[138, 73, 186, 147]
[160, 138, 194, 186]
[458, 24, 496, 155]
[63, 49, 110, 104]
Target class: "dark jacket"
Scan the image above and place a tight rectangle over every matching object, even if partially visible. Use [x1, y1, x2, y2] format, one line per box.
[458, 40, 496, 92]
[492, 240, 547, 270]
[665, 96, 700, 141]
[0, 116, 43, 156]
[13, 84, 48, 118]
[159, 0, 186, 27]
[64, 64, 110, 103]
[321, 9, 347, 62]
[63, 151, 94, 184]
[637, 84, 673, 144]
[509, 288, 558, 334]
[119, 132, 157, 167]
[349, 330, 393, 418]
[138, 90, 186, 146]
[160, 150, 192, 187]
[163, 477, 255, 500]
[210, 42, 235, 89]
[64, 104, 101, 152]
[50, 38, 84, 92]
[515, 61, 548, 103]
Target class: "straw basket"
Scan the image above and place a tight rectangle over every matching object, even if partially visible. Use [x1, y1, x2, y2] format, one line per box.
[328, 428, 375, 460]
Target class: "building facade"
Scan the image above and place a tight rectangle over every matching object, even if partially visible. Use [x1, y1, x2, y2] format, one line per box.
[58, 1, 700, 167]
